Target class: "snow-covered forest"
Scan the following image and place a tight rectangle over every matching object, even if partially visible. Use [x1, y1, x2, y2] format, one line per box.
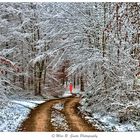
[0, 2, 140, 132]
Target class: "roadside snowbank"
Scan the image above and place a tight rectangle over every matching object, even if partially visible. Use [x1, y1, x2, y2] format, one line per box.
[83, 112, 137, 132]
[0, 99, 45, 132]
[11, 100, 45, 108]
[63, 91, 72, 97]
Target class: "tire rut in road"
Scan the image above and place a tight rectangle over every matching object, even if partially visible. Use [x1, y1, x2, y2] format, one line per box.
[64, 97, 99, 131]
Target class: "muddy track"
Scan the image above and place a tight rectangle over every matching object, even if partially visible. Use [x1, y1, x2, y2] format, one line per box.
[19, 96, 99, 132]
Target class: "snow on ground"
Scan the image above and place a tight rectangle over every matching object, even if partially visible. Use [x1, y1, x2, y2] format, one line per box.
[62, 85, 81, 97]
[72, 86, 81, 93]
[51, 103, 70, 131]
[83, 112, 137, 132]
[0, 99, 46, 132]
[0, 100, 30, 132]
[11, 100, 45, 108]
[63, 91, 72, 97]
[96, 114, 136, 131]
[53, 103, 64, 111]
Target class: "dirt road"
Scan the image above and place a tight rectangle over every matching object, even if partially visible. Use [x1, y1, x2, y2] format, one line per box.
[19, 96, 99, 132]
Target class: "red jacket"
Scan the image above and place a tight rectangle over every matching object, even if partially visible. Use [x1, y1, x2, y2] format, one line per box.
[69, 83, 73, 93]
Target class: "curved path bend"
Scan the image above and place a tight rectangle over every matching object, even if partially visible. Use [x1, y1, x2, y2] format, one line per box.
[19, 96, 99, 132]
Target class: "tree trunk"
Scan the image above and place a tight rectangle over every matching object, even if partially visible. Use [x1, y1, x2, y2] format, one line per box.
[34, 65, 38, 95]
[102, 3, 107, 93]
[80, 74, 84, 91]
[77, 74, 80, 86]
[38, 71, 42, 95]
[74, 74, 76, 88]
[36, 60, 44, 95]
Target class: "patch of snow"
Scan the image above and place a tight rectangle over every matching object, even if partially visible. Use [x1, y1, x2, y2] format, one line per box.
[73, 86, 81, 94]
[0, 101, 30, 132]
[51, 109, 70, 131]
[11, 100, 45, 108]
[90, 113, 137, 131]
[62, 91, 72, 97]
[0, 48, 15, 56]
[0, 99, 46, 132]
[115, 123, 136, 132]
[30, 53, 46, 66]
[62, 85, 81, 97]
[53, 103, 64, 111]
[11, 100, 37, 108]
[29, 100, 45, 104]
[100, 115, 118, 125]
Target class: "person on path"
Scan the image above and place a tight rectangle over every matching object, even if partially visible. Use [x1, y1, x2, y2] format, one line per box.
[69, 83, 73, 94]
